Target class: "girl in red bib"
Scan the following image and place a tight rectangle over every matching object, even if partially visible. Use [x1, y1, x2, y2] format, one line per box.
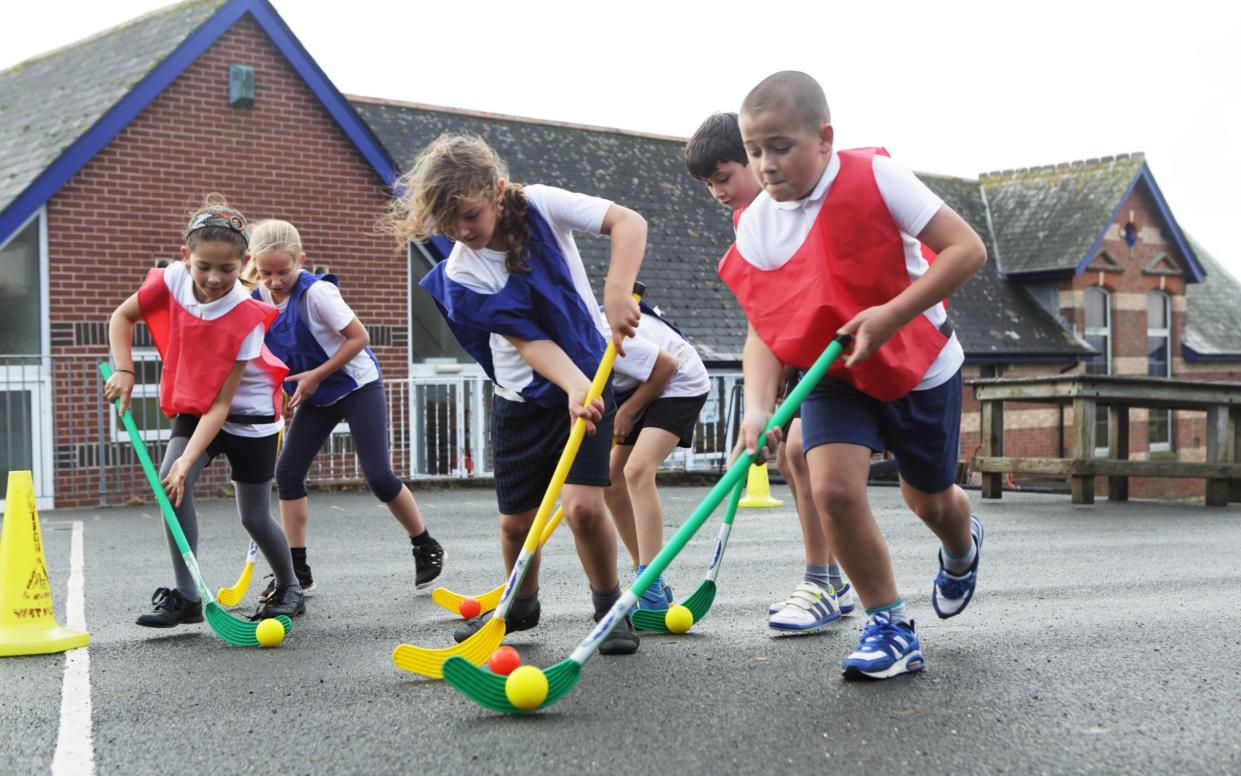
[104, 195, 305, 627]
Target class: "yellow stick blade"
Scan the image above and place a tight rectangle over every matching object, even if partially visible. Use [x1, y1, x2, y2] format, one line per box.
[391, 617, 506, 679]
[431, 583, 505, 616]
[215, 562, 254, 607]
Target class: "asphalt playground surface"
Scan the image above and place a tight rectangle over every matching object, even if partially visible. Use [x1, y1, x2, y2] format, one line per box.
[4, 482, 1241, 775]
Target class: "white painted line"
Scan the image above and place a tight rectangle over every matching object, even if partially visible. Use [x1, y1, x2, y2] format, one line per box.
[51, 520, 94, 776]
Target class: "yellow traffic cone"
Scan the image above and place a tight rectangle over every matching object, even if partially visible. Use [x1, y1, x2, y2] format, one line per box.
[0, 471, 89, 657]
[739, 463, 784, 508]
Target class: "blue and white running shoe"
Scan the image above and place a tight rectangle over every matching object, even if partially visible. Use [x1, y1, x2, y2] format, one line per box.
[834, 581, 857, 615]
[931, 514, 985, 619]
[767, 581, 841, 634]
[635, 574, 672, 612]
[841, 611, 924, 680]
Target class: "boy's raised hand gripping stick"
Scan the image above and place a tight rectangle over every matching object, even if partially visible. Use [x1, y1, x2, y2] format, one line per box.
[441, 334, 851, 712]
[99, 363, 293, 646]
[392, 282, 646, 678]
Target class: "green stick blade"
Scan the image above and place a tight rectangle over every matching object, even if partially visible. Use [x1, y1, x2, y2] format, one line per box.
[443, 656, 582, 714]
[630, 580, 718, 632]
[204, 605, 294, 647]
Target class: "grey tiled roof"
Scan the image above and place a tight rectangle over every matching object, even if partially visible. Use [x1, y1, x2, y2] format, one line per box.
[1184, 236, 1241, 357]
[981, 154, 1145, 276]
[0, 0, 225, 216]
[351, 98, 747, 362]
[921, 173, 1091, 359]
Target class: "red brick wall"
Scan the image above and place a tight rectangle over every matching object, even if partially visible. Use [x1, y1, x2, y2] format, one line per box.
[47, 16, 406, 506]
[962, 181, 1239, 502]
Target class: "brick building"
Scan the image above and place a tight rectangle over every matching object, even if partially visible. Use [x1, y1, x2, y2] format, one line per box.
[1, 0, 1237, 507]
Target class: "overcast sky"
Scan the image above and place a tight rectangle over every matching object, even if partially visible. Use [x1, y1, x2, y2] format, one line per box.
[4, 1, 1239, 275]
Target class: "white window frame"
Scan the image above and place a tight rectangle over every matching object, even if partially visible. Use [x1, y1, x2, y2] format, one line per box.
[1147, 291, 1172, 452]
[0, 206, 54, 510]
[110, 349, 170, 443]
[1084, 287, 1112, 455]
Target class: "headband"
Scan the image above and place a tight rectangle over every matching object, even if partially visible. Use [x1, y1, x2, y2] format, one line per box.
[185, 211, 249, 245]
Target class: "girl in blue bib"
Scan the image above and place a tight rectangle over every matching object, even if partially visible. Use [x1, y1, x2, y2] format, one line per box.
[247, 219, 443, 596]
[388, 133, 646, 653]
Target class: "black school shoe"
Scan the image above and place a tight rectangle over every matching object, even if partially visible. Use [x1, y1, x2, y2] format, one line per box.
[453, 600, 541, 643]
[412, 537, 445, 589]
[251, 584, 306, 620]
[260, 563, 316, 601]
[136, 587, 204, 628]
[597, 610, 641, 655]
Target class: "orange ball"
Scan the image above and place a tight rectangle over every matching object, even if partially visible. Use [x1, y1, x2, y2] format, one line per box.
[459, 597, 481, 619]
[488, 645, 521, 676]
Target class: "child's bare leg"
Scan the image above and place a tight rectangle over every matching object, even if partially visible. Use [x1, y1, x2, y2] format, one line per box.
[785, 419, 832, 566]
[562, 484, 618, 592]
[278, 497, 310, 546]
[604, 445, 639, 567]
[499, 508, 540, 597]
[806, 443, 899, 609]
[385, 485, 428, 537]
[623, 428, 680, 565]
[900, 480, 972, 556]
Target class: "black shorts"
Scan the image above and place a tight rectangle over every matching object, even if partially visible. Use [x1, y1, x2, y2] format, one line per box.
[491, 385, 615, 515]
[171, 414, 279, 484]
[616, 393, 708, 448]
[780, 371, 803, 436]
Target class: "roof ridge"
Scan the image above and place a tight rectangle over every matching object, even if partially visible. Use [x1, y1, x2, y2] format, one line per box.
[979, 151, 1145, 181]
[346, 93, 689, 145]
[0, 0, 224, 78]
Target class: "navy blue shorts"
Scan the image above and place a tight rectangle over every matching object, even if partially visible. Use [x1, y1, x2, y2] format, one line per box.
[800, 370, 962, 494]
[491, 385, 615, 515]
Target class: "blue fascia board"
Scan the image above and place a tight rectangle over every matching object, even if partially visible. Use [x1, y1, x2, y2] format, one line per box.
[963, 354, 1086, 365]
[1181, 343, 1241, 363]
[0, 0, 400, 247]
[1073, 164, 1205, 283]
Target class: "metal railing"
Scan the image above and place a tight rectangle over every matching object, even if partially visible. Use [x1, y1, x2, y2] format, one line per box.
[1, 354, 741, 508]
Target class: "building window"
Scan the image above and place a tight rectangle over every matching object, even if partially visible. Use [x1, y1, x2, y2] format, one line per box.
[1084, 287, 1111, 451]
[408, 243, 469, 365]
[1148, 291, 1172, 450]
[0, 216, 43, 354]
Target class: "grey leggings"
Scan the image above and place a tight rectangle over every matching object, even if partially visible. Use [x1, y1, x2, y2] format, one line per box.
[158, 434, 297, 600]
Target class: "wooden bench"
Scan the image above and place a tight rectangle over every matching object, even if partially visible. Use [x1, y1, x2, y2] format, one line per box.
[967, 375, 1241, 505]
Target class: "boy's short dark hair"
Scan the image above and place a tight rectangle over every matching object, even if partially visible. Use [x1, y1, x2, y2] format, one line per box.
[741, 71, 830, 134]
[684, 112, 748, 180]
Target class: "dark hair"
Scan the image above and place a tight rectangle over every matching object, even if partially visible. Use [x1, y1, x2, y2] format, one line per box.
[684, 112, 748, 180]
[741, 71, 830, 134]
[184, 193, 248, 258]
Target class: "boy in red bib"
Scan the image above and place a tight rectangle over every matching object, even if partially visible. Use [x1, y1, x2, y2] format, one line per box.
[723, 72, 987, 680]
[105, 195, 305, 627]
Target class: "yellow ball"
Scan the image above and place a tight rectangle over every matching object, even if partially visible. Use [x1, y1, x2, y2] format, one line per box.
[665, 604, 693, 634]
[504, 664, 549, 710]
[255, 617, 285, 648]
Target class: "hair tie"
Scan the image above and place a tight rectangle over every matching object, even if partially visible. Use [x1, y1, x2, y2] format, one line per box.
[185, 211, 249, 245]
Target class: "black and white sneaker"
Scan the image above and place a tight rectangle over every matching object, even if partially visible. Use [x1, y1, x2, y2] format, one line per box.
[261, 565, 316, 601]
[252, 584, 306, 620]
[136, 587, 204, 628]
[412, 537, 444, 589]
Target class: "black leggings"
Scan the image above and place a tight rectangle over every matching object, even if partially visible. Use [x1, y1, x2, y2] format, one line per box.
[275, 381, 404, 503]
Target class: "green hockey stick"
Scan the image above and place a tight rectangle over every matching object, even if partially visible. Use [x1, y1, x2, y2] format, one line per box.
[442, 334, 851, 712]
[630, 479, 743, 632]
[100, 363, 293, 646]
